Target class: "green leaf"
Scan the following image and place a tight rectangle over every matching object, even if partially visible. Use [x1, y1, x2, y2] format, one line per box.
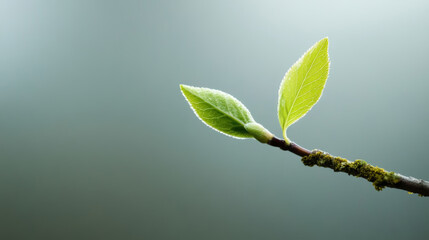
[180, 84, 255, 138]
[278, 38, 330, 143]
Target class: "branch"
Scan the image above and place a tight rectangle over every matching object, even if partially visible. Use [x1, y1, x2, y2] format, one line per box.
[267, 136, 429, 197]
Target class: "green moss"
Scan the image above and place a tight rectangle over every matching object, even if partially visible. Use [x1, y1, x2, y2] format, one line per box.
[302, 151, 400, 191]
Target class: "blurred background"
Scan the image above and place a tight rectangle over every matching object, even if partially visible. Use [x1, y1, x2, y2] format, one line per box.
[1, 0, 429, 239]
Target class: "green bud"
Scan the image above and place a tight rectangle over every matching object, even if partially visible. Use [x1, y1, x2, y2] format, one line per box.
[244, 122, 274, 143]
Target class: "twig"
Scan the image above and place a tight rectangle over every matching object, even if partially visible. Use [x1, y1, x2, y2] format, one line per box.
[267, 136, 429, 197]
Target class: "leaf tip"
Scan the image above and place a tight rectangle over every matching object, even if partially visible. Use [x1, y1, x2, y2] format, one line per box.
[180, 84, 195, 98]
[180, 84, 194, 106]
[179, 84, 188, 92]
[318, 37, 329, 48]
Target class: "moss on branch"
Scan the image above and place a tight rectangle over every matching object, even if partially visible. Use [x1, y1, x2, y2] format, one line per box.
[302, 151, 400, 191]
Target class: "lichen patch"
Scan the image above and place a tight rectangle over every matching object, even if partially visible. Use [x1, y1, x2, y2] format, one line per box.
[302, 150, 400, 191]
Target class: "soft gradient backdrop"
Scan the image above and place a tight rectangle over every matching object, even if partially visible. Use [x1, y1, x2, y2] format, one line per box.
[1, 0, 429, 239]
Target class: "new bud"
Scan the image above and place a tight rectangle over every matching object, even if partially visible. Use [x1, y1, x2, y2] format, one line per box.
[244, 122, 274, 143]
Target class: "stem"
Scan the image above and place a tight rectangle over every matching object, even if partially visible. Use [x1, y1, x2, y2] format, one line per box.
[267, 137, 311, 157]
[267, 136, 429, 197]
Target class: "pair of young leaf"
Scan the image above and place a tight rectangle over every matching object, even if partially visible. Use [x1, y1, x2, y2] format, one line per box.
[181, 38, 330, 145]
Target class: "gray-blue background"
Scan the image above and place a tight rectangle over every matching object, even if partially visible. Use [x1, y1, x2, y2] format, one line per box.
[1, 0, 428, 239]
